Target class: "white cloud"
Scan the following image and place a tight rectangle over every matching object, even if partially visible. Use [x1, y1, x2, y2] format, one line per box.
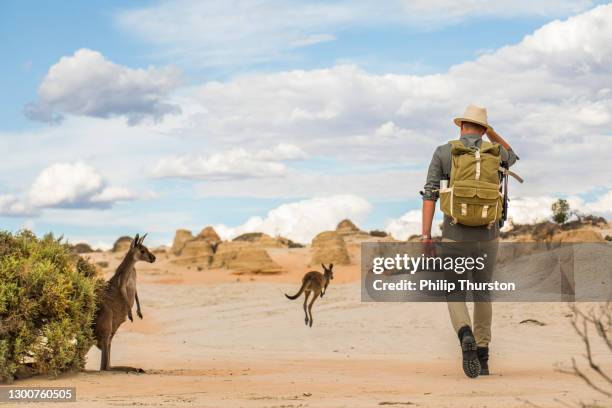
[25, 49, 182, 125]
[116, 0, 593, 67]
[0, 195, 35, 217]
[582, 190, 612, 214]
[151, 143, 307, 180]
[505, 196, 559, 224]
[385, 210, 422, 240]
[215, 195, 372, 243]
[385, 209, 443, 240]
[503, 191, 612, 225]
[398, 0, 593, 20]
[28, 162, 138, 209]
[290, 34, 337, 48]
[169, 4, 612, 199]
[91, 187, 139, 203]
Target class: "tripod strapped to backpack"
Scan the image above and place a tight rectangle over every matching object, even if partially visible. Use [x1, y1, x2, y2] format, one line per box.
[499, 161, 524, 228]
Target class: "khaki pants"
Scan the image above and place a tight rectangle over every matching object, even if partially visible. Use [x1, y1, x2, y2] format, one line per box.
[442, 238, 499, 347]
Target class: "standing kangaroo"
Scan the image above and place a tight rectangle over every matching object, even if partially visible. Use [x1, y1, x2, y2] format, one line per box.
[285, 264, 334, 327]
[93, 233, 155, 372]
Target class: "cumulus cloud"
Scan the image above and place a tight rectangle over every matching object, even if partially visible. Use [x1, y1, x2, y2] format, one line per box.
[25, 49, 181, 125]
[28, 162, 138, 209]
[385, 209, 443, 240]
[507, 191, 612, 224]
[214, 195, 372, 243]
[116, 0, 592, 67]
[0, 195, 35, 217]
[151, 143, 307, 180]
[173, 4, 612, 199]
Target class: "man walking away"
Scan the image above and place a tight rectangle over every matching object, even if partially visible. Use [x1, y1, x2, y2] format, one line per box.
[420, 104, 518, 378]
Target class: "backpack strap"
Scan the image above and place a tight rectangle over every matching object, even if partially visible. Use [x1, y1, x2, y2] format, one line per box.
[448, 140, 469, 155]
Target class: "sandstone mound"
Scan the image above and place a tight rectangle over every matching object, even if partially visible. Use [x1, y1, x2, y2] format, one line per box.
[112, 236, 132, 253]
[197, 226, 221, 244]
[152, 246, 168, 255]
[211, 242, 283, 274]
[233, 232, 288, 248]
[172, 237, 215, 267]
[336, 219, 363, 235]
[552, 229, 605, 243]
[310, 231, 350, 265]
[172, 229, 194, 255]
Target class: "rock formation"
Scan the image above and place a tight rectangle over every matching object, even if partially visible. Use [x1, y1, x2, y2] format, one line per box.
[171, 229, 194, 256]
[233, 232, 287, 248]
[197, 226, 221, 245]
[551, 229, 605, 243]
[335, 219, 361, 235]
[310, 231, 350, 265]
[112, 236, 133, 253]
[174, 237, 215, 266]
[211, 242, 283, 274]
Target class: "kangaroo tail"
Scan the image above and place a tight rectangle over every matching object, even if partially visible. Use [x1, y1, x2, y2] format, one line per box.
[285, 281, 306, 300]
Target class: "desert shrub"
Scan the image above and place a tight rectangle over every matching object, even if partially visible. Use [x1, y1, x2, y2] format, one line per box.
[280, 237, 305, 249]
[233, 232, 264, 242]
[70, 242, 94, 254]
[369, 230, 388, 237]
[0, 230, 102, 383]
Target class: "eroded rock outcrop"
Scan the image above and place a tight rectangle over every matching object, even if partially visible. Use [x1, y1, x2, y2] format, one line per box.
[310, 230, 350, 265]
[112, 236, 132, 253]
[211, 241, 283, 274]
[171, 229, 194, 256]
[197, 226, 221, 245]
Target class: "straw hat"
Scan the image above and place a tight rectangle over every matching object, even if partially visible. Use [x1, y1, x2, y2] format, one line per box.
[453, 104, 492, 131]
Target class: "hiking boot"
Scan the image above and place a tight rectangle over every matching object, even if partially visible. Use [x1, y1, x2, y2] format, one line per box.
[458, 325, 481, 378]
[477, 347, 489, 375]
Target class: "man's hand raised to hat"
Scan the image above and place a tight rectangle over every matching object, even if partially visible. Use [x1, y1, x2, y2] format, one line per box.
[485, 128, 512, 151]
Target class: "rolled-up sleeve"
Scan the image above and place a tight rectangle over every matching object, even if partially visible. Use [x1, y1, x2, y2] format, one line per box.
[422, 146, 443, 201]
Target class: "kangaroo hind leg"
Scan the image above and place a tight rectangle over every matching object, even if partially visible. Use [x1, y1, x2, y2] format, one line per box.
[303, 290, 311, 326]
[308, 293, 318, 327]
[100, 336, 111, 371]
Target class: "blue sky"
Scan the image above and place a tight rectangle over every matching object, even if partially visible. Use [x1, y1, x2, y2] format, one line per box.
[1, 1, 611, 247]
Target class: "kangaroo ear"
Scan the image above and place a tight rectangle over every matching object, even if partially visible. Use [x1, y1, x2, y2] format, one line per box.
[321, 263, 325, 270]
[139, 233, 148, 245]
[132, 234, 139, 248]
[329, 263, 333, 269]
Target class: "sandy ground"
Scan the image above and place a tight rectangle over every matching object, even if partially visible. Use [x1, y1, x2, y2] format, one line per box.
[5, 246, 611, 408]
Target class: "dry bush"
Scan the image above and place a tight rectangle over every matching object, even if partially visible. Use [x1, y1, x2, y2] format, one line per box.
[0, 230, 102, 382]
[558, 303, 612, 406]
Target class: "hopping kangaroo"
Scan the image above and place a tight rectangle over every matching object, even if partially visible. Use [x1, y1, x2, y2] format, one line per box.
[93, 233, 156, 371]
[285, 263, 334, 327]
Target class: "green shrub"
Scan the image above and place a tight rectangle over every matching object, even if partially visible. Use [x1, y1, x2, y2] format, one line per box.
[0, 230, 102, 383]
[552, 198, 570, 225]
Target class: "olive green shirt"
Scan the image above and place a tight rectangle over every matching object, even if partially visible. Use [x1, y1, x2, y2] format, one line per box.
[423, 134, 518, 241]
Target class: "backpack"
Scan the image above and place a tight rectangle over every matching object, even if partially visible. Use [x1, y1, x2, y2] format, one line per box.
[439, 140, 502, 227]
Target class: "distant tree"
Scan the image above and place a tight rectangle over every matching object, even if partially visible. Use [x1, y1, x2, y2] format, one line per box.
[552, 198, 570, 225]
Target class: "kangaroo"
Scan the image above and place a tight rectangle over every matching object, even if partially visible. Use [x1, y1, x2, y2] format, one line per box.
[93, 233, 156, 372]
[285, 263, 334, 327]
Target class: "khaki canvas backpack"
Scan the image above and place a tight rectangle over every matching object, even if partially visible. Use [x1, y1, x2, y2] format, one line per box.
[439, 140, 503, 227]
